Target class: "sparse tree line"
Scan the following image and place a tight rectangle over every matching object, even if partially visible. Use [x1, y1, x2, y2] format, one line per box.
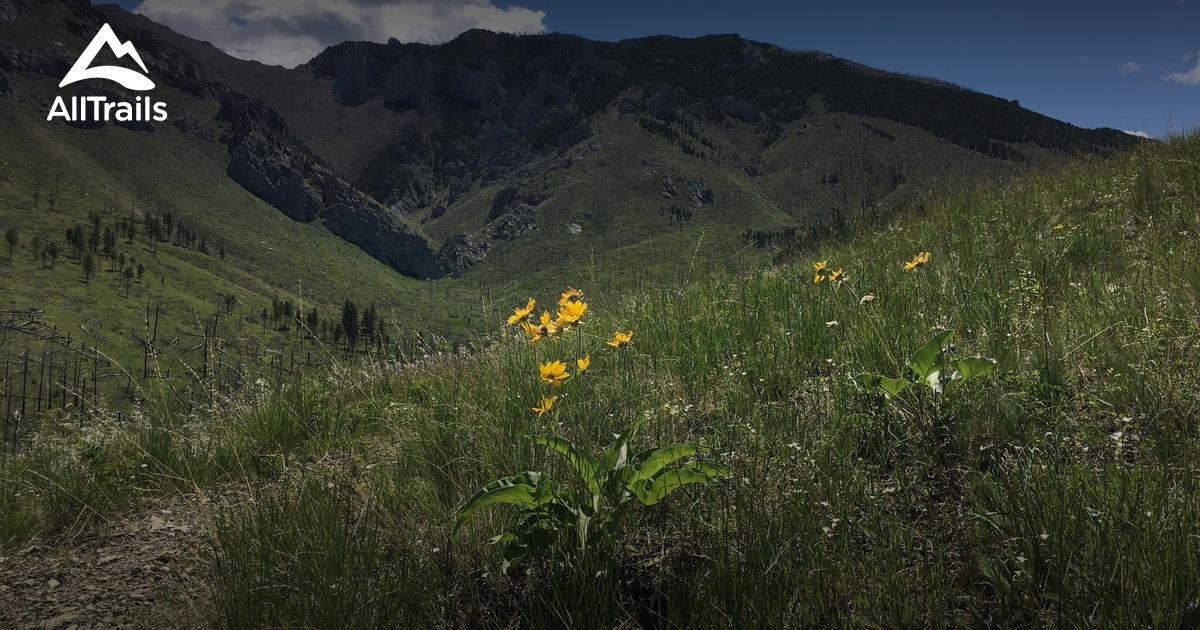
[257, 297, 392, 354]
[7, 194, 229, 295]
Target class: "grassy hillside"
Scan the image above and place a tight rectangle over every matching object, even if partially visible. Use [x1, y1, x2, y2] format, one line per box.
[0, 76, 493, 417]
[2, 128, 1196, 626]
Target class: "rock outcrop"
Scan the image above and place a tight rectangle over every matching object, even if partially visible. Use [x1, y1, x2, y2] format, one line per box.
[437, 233, 491, 277]
[216, 94, 445, 279]
[660, 177, 714, 207]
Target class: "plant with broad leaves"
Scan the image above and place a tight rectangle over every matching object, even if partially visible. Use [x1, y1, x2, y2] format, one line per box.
[853, 329, 996, 398]
[455, 417, 730, 572]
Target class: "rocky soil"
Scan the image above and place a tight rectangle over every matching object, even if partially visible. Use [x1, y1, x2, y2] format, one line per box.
[0, 495, 213, 629]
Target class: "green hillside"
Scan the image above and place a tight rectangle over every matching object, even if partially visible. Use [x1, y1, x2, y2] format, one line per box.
[1, 124, 1195, 626]
[0, 75, 484, 415]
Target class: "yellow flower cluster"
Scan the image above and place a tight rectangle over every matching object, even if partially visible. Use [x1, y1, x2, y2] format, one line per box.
[506, 287, 589, 344]
[505, 287, 633, 418]
[813, 260, 849, 290]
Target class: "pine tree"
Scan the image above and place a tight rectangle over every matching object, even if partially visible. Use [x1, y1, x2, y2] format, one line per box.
[341, 300, 359, 351]
[360, 303, 377, 352]
[123, 266, 134, 297]
[4, 227, 17, 261]
[82, 253, 94, 284]
[103, 227, 116, 268]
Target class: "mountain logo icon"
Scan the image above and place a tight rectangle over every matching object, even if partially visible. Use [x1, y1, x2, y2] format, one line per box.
[59, 23, 155, 91]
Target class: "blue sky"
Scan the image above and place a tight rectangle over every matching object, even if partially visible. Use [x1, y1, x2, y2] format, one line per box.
[113, 0, 1199, 137]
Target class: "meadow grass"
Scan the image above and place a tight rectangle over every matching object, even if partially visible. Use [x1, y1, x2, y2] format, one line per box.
[1, 131, 1198, 627]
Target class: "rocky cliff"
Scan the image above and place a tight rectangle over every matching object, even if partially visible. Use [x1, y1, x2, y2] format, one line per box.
[216, 94, 445, 279]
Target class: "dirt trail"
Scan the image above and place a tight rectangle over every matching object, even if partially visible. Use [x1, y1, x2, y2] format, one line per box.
[0, 494, 212, 629]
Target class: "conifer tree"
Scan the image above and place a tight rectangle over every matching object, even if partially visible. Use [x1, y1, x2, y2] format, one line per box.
[4, 227, 17, 261]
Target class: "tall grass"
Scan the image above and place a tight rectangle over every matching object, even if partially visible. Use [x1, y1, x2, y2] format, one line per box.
[2, 132, 1199, 626]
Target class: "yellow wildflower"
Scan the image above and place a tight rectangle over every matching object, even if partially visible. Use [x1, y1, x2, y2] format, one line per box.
[521, 320, 544, 344]
[533, 395, 558, 417]
[558, 287, 584, 307]
[539, 360, 570, 387]
[537, 311, 561, 342]
[903, 251, 931, 271]
[813, 260, 830, 283]
[828, 268, 848, 290]
[558, 300, 588, 326]
[577, 355, 591, 372]
[1053, 223, 1065, 230]
[606, 330, 634, 348]
[506, 298, 536, 325]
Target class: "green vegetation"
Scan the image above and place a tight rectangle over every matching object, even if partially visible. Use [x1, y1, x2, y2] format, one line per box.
[457, 299, 730, 575]
[2, 127, 1199, 627]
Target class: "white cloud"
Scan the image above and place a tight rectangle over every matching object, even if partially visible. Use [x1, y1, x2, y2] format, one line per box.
[1117, 61, 1141, 75]
[131, 0, 548, 68]
[1164, 57, 1200, 84]
[1121, 130, 1151, 138]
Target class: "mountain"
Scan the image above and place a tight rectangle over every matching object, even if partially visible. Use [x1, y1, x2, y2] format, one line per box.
[0, 0, 1142, 413]
[93, 4, 1141, 285]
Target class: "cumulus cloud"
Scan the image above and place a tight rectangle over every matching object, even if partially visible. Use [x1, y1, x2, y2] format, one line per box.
[1121, 130, 1151, 138]
[1164, 56, 1200, 84]
[130, 0, 548, 68]
[1117, 61, 1141, 75]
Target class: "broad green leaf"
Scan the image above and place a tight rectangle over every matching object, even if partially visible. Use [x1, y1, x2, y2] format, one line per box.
[690, 460, 733, 478]
[629, 444, 702, 483]
[908, 329, 954, 381]
[530, 435, 601, 495]
[924, 368, 944, 393]
[601, 434, 630, 474]
[852, 372, 910, 397]
[635, 461, 731, 505]
[575, 508, 593, 550]
[598, 418, 644, 471]
[500, 539, 529, 573]
[945, 356, 997, 392]
[455, 471, 544, 528]
[954, 356, 997, 381]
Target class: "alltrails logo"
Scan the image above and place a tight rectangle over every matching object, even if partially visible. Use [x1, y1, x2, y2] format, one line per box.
[47, 23, 168, 123]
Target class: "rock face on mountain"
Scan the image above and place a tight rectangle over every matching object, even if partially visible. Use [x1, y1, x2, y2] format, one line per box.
[216, 94, 445, 279]
[294, 30, 1142, 230]
[436, 233, 491, 278]
[0, 43, 71, 77]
